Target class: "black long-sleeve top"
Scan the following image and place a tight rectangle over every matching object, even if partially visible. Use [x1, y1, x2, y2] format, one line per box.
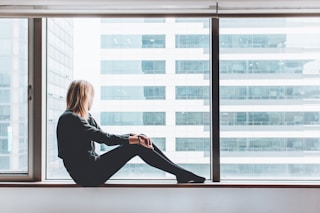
[56, 110, 129, 165]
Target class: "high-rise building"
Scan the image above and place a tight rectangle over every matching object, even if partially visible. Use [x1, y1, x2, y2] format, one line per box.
[0, 19, 28, 172]
[46, 18, 73, 178]
[220, 18, 320, 180]
[97, 18, 211, 179]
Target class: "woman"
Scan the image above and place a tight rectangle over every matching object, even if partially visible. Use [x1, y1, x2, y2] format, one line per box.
[57, 80, 205, 186]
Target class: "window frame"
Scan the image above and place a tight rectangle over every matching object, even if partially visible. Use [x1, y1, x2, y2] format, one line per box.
[1, 13, 320, 185]
[42, 15, 215, 182]
[0, 18, 42, 181]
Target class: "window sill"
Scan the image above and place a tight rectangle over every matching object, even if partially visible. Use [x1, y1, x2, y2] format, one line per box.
[2, 180, 320, 188]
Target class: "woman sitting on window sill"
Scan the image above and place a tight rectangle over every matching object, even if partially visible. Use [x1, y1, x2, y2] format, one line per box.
[56, 80, 205, 186]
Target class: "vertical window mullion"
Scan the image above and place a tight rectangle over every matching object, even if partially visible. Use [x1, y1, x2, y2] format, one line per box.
[27, 18, 35, 181]
[32, 18, 43, 181]
[212, 17, 220, 182]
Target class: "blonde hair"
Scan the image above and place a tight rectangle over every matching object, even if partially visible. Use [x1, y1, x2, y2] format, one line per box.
[66, 80, 94, 119]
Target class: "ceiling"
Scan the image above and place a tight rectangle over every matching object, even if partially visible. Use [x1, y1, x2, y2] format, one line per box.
[0, 0, 319, 16]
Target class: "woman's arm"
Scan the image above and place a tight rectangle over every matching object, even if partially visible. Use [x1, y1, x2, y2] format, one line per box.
[77, 115, 129, 146]
[83, 114, 153, 149]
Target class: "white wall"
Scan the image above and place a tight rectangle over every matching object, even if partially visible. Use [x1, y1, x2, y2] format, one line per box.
[1, 187, 320, 213]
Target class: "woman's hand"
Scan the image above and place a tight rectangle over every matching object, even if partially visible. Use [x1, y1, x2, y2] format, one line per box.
[138, 134, 154, 150]
[129, 133, 154, 150]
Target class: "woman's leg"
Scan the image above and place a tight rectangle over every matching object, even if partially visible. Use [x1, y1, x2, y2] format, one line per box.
[152, 145, 185, 170]
[93, 144, 139, 184]
[145, 144, 205, 183]
[94, 144, 205, 184]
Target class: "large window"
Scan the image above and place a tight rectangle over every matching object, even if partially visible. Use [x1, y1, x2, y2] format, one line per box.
[0, 19, 28, 174]
[220, 18, 320, 180]
[2, 16, 320, 183]
[46, 18, 211, 180]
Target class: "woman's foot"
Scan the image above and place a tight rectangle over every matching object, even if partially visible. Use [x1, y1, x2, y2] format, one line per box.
[176, 172, 206, 183]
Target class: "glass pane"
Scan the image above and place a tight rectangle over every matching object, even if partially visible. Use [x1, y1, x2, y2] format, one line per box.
[47, 18, 211, 180]
[220, 18, 320, 180]
[0, 19, 28, 173]
[46, 18, 73, 179]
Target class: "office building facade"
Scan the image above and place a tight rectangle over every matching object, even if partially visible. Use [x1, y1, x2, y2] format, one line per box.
[0, 19, 28, 172]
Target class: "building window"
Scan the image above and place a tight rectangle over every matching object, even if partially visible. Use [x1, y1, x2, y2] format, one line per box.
[101, 35, 140, 48]
[176, 112, 210, 125]
[220, 112, 320, 126]
[176, 35, 209, 48]
[142, 35, 165, 48]
[220, 86, 320, 100]
[220, 60, 306, 74]
[101, 60, 166, 74]
[142, 60, 166, 74]
[220, 34, 286, 48]
[101, 112, 166, 126]
[176, 138, 210, 152]
[101, 34, 165, 48]
[176, 86, 209, 100]
[176, 60, 209, 74]
[101, 86, 165, 100]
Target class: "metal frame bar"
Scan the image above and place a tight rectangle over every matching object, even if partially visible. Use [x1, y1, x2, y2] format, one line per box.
[211, 17, 220, 182]
[32, 18, 43, 181]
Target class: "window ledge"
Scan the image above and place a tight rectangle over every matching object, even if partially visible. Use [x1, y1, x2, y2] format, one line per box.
[2, 180, 320, 188]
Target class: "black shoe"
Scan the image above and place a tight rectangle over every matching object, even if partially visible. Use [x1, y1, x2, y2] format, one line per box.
[177, 173, 205, 183]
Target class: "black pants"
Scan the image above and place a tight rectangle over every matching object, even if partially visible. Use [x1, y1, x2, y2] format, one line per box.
[65, 144, 192, 186]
